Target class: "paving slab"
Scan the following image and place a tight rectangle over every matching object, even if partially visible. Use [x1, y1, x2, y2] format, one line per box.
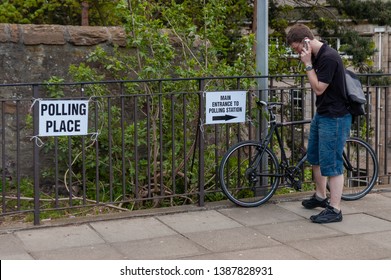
[30, 244, 126, 260]
[0, 234, 33, 260]
[111, 235, 209, 260]
[378, 191, 391, 198]
[90, 216, 177, 243]
[184, 226, 281, 253]
[340, 193, 391, 213]
[288, 235, 391, 260]
[181, 245, 315, 260]
[276, 200, 326, 218]
[15, 224, 105, 252]
[324, 213, 391, 234]
[217, 203, 304, 226]
[366, 208, 391, 222]
[157, 210, 242, 234]
[359, 231, 391, 250]
[253, 219, 343, 243]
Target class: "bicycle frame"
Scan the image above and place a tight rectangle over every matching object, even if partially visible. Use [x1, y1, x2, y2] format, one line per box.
[258, 103, 311, 184]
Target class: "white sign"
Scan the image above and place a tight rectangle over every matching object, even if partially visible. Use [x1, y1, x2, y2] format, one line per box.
[205, 91, 246, 124]
[39, 100, 89, 136]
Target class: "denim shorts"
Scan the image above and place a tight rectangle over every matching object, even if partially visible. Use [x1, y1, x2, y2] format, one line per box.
[307, 113, 352, 176]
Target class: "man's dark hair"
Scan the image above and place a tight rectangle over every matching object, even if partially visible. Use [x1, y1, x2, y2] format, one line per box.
[286, 24, 315, 44]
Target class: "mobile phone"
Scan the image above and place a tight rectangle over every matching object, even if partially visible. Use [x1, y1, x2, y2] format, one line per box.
[304, 39, 310, 50]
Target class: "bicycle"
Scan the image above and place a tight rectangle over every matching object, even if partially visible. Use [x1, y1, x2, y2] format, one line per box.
[219, 100, 379, 207]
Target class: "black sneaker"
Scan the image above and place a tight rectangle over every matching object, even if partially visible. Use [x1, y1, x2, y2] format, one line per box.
[302, 194, 329, 209]
[310, 206, 343, 223]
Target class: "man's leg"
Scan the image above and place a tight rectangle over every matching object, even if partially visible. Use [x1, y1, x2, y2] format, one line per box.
[327, 174, 344, 211]
[312, 165, 327, 199]
[301, 165, 329, 209]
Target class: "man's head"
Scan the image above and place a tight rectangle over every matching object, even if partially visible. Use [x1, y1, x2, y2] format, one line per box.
[286, 24, 314, 44]
[286, 24, 315, 54]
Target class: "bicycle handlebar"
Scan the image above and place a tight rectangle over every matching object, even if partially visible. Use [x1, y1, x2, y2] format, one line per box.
[256, 100, 283, 108]
[256, 100, 311, 125]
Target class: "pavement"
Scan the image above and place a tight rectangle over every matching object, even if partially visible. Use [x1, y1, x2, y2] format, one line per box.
[1, 191, 391, 260]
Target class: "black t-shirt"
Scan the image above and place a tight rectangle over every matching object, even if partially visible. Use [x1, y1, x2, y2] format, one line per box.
[313, 44, 349, 117]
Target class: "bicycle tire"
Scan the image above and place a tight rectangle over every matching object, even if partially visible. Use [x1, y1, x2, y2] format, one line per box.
[219, 140, 280, 207]
[340, 137, 379, 200]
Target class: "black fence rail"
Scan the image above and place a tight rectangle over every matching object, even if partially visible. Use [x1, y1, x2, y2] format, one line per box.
[1, 74, 390, 225]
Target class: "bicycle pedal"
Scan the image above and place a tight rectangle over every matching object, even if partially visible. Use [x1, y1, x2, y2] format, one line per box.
[293, 181, 302, 191]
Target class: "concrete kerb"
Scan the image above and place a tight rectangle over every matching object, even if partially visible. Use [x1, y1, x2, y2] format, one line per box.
[1, 187, 390, 234]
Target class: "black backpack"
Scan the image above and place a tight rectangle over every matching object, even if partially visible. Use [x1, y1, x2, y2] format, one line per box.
[345, 69, 366, 116]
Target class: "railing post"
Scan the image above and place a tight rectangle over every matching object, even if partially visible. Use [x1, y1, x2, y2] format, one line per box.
[1, 101, 6, 214]
[32, 85, 40, 225]
[198, 79, 205, 206]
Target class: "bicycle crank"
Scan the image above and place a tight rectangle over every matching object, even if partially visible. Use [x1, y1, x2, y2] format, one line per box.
[245, 168, 258, 183]
[286, 175, 302, 191]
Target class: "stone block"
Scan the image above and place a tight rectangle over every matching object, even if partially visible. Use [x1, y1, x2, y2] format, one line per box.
[0, 24, 8, 43]
[67, 26, 110, 46]
[0, 24, 19, 43]
[107, 26, 127, 47]
[22, 25, 66, 45]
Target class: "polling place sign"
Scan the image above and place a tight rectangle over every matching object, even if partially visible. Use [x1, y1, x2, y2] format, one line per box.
[39, 100, 89, 136]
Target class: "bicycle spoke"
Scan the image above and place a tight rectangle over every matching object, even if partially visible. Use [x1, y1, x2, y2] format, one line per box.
[219, 141, 279, 207]
[341, 137, 378, 200]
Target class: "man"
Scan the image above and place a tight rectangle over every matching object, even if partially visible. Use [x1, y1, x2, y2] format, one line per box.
[286, 24, 351, 223]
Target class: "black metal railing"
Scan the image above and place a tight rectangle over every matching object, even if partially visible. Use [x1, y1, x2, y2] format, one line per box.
[1, 74, 390, 224]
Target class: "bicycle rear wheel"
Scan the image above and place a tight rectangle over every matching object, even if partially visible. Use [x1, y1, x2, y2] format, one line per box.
[341, 137, 378, 200]
[219, 140, 280, 207]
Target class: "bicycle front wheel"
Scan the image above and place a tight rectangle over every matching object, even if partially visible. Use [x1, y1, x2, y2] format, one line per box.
[341, 137, 378, 200]
[219, 140, 280, 207]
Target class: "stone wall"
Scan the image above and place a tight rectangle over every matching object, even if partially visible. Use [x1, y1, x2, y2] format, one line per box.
[0, 24, 127, 84]
[0, 24, 128, 177]
[1, 23, 389, 84]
